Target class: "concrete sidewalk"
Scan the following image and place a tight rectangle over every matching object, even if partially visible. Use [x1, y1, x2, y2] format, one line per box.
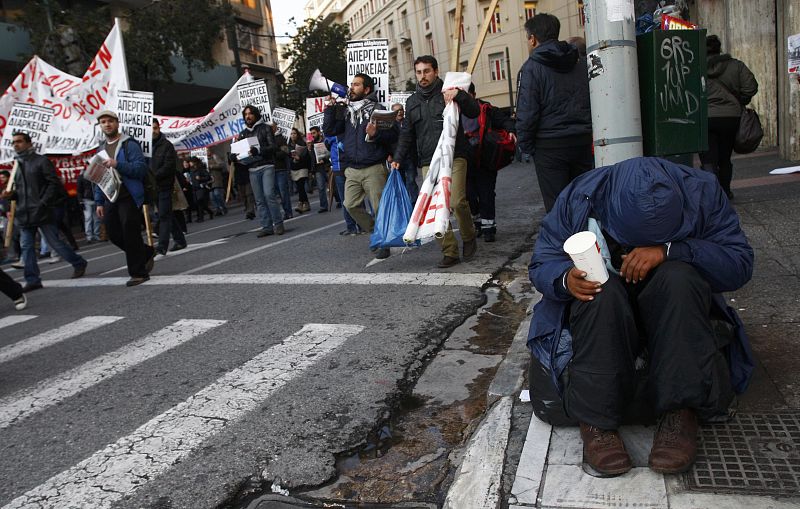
[449, 151, 800, 509]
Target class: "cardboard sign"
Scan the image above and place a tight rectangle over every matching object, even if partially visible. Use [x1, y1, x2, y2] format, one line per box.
[0, 103, 55, 160]
[305, 97, 327, 132]
[117, 90, 154, 157]
[237, 79, 272, 123]
[272, 107, 296, 139]
[389, 92, 413, 109]
[346, 39, 390, 107]
[789, 33, 800, 74]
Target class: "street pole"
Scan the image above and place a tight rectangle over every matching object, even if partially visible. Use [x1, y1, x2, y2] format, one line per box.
[450, 0, 464, 72]
[584, 0, 643, 166]
[505, 47, 514, 112]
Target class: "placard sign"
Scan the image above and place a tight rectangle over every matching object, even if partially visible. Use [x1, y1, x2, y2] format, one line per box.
[0, 103, 55, 160]
[117, 90, 154, 157]
[237, 79, 272, 122]
[346, 39, 390, 107]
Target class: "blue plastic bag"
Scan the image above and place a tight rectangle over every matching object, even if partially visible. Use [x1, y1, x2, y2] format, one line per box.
[369, 169, 418, 249]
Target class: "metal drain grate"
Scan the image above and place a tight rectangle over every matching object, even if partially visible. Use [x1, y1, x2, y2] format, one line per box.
[685, 412, 800, 496]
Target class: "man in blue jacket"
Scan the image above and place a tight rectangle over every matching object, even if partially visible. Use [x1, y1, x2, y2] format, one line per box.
[323, 73, 398, 260]
[528, 158, 754, 478]
[516, 13, 593, 212]
[95, 110, 155, 287]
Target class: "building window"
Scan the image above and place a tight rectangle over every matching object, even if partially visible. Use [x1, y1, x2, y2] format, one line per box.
[485, 6, 501, 34]
[388, 20, 394, 38]
[524, 1, 537, 20]
[577, 1, 586, 26]
[448, 11, 467, 42]
[489, 52, 506, 81]
[400, 10, 407, 31]
[427, 35, 434, 54]
[405, 45, 414, 68]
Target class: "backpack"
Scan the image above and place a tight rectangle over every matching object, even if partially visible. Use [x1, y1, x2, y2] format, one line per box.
[477, 102, 516, 171]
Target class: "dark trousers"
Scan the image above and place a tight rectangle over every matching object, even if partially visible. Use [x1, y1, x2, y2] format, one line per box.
[295, 178, 309, 203]
[533, 144, 594, 212]
[565, 261, 733, 429]
[467, 145, 498, 224]
[0, 268, 22, 301]
[104, 194, 153, 278]
[699, 116, 740, 196]
[157, 189, 186, 252]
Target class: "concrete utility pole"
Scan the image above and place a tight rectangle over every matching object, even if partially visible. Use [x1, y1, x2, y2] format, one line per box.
[450, 0, 464, 71]
[584, 0, 643, 166]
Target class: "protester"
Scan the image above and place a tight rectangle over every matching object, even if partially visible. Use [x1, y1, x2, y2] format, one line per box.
[701, 34, 758, 199]
[188, 157, 214, 222]
[528, 157, 754, 477]
[151, 118, 186, 256]
[516, 13, 593, 212]
[308, 126, 330, 213]
[289, 128, 311, 214]
[0, 266, 26, 310]
[390, 103, 419, 201]
[77, 174, 101, 243]
[0, 132, 87, 291]
[208, 154, 229, 216]
[464, 83, 516, 243]
[94, 110, 155, 287]
[180, 158, 196, 223]
[323, 73, 398, 259]
[392, 55, 479, 268]
[231, 104, 283, 237]
[271, 122, 294, 220]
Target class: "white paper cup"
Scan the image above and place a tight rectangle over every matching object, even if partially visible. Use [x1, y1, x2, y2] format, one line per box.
[563, 231, 609, 284]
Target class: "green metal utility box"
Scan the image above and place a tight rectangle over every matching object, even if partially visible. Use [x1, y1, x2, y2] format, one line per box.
[638, 29, 708, 156]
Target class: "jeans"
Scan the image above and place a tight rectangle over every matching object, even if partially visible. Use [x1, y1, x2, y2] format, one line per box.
[274, 170, 293, 218]
[334, 173, 359, 232]
[398, 159, 419, 202]
[249, 165, 284, 231]
[315, 169, 329, 210]
[157, 189, 187, 252]
[82, 199, 101, 241]
[211, 188, 228, 213]
[20, 223, 86, 285]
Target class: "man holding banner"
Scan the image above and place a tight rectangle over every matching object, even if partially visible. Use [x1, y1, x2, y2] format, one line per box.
[94, 110, 155, 287]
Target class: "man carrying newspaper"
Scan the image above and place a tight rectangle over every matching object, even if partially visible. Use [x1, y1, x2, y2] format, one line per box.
[90, 110, 155, 287]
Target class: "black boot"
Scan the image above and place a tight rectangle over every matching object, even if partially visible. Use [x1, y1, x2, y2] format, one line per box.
[483, 226, 496, 242]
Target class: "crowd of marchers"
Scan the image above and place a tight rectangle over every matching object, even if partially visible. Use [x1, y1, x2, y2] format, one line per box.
[0, 11, 761, 486]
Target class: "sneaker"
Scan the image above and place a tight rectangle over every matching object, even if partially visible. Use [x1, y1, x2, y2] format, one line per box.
[10, 261, 24, 270]
[48, 255, 61, 264]
[170, 243, 187, 252]
[257, 229, 274, 238]
[13, 293, 27, 311]
[374, 247, 391, 259]
[71, 264, 87, 279]
[437, 256, 461, 268]
[580, 423, 633, 477]
[154, 253, 167, 261]
[126, 275, 150, 287]
[318, 208, 328, 214]
[22, 282, 43, 293]
[275, 224, 285, 235]
[339, 229, 358, 236]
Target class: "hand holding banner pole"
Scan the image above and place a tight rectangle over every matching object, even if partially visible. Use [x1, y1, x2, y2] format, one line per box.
[142, 204, 154, 246]
[4, 161, 18, 248]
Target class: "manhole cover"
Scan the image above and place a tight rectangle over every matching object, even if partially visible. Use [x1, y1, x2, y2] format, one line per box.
[685, 413, 800, 496]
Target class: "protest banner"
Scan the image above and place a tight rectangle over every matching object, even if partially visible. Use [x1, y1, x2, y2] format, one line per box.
[157, 73, 253, 152]
[789, 34, 800, 74]
[305, 97, 327, 131]
[388, 92, 413, 109]
[272, 107, 296, 138]
[0, 22, 128, 161]
[237, 79, 272, 122]
[0, 103, 55, 160]
[347, 39, 390, 107]
[117, 90, 154, 157]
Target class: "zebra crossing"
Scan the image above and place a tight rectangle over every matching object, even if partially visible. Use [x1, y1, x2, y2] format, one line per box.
[0, 313, 365, 508]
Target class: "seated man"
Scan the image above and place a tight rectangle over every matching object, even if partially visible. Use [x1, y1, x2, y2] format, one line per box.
[528, 157, 754, 477]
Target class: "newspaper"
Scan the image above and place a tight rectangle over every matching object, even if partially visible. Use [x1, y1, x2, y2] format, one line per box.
[313, 142, 330, 162]
[370, 110, 398, 130]
[84, 151, 122, 203]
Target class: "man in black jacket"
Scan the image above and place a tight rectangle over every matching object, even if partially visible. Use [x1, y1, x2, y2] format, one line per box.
[231, 105, 283, 236]
[516, 13, 593, 212]
[323, 73, 398, 259]
[151, 119, 186, 256]
[1, 132, 87, 291]
[392, 55, 480, 268]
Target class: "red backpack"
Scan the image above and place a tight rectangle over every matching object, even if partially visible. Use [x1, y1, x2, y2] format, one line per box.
[477, 102, 516, 171]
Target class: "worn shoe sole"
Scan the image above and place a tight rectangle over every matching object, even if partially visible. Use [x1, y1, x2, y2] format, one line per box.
[581, 460, 632, 478]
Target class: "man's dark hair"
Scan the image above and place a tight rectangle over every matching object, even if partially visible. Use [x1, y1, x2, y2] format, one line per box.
[242, 104, 262, 121]
[310, 126, 321, 133]
[525, 13, 560, 42]
[354, 73, 375, 94]
[706, 35, 722, 55]
[152, 118, 160, 126]
[414, 55, 438, 70]
[12, 131, 31, 143]
[468, 82, 476, 95]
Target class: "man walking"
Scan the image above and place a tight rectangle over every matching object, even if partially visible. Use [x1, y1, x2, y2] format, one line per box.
[516, 13, 593, 212]
[323, 73, 398, 259]
[1, 132, 87, 291]
[94, 110, 155, 287]
[392, 55, 479, 268]
[152, 118, 186, 257]
[308, 126, 330, 214]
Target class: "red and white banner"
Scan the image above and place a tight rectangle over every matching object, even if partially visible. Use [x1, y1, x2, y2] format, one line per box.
[0, 22, 128, 162]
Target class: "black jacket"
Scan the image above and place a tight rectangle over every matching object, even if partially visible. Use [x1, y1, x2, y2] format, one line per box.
[234, 120, 277, 171]
[394, 78, 480, 167]
[151, 134, 178, 191]
[11, 151, 66, 227]
[322, 92, 398, 169]
[516, 40, 592, 154]
[274, 132, 291, 171]
[706, 54, 758, 118]
[77, 174, 95, 201]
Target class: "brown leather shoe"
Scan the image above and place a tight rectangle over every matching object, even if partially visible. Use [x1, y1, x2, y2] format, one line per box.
[648, 408, 698, 474]
[437, 255, 461, 268]
[580, 422, 633, 477]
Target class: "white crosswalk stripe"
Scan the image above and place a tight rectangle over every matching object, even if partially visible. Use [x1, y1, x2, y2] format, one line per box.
[0, 318, 225, 430]
[2, 323, 363, 509]
[0, 315, 37, 331]
[0, 316, 124, 364]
